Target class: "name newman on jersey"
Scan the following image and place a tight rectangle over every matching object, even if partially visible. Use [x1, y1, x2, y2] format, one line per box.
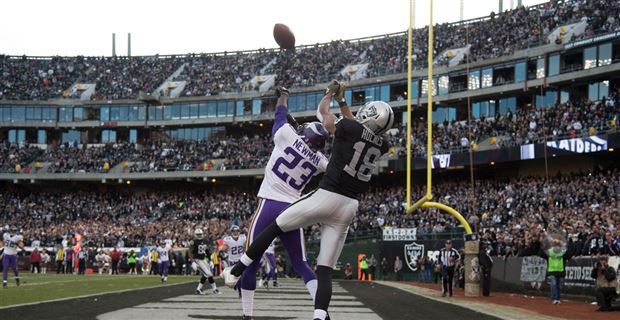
[291, 138, 322, 167]
[258, 123, 328, 203]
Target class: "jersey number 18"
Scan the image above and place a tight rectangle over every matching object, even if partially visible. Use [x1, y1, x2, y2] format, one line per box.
[344, 141, 381, 182]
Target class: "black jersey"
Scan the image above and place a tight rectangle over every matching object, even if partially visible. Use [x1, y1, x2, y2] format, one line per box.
[319, 117, 390, 199]
[190, 238, 211, 260]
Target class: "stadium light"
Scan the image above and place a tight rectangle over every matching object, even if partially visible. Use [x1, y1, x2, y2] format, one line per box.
[126, 180, 131, 185]
[211, 178, 217, 183]
[610, 148, 615, 152]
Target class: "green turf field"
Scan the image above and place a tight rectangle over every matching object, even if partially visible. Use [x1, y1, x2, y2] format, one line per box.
[0, 273, 198, 307]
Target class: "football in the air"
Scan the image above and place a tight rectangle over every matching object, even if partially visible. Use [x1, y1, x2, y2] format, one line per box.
[273, 23, 295, 49]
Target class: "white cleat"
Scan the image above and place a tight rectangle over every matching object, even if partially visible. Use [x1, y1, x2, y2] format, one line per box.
[222, 267, 239, 288]
[212, 288, 221, 295]
[196, 289, 206, 295]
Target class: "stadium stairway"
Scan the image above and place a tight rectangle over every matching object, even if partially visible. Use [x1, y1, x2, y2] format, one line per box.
[339, 63, 369, 81]
[154, 63, 188, 98]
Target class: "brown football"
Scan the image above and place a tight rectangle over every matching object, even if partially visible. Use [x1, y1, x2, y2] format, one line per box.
[273, 23, 295, 50]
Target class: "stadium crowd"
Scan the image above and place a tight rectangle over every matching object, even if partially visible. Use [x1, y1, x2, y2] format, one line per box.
[0, 92, 617, 173]
[1, 168, 618, 257]
[127, 136, 272, 172]
[2, 0, 620, 100]
[407, 94, 619, 156]
[358, 167, 620, 258]
[83, 56, 184, 100]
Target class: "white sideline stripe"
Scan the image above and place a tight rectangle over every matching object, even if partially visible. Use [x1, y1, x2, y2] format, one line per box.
[0, 280, 194, 310]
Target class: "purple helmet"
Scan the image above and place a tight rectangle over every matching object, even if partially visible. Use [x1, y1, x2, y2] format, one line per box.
[298, 122, 329, 152]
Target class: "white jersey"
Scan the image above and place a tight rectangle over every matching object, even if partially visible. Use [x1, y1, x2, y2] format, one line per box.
[157, 246, 170, 262]
[258, 123, 328, 203]
[223, 234, 246, 263]
[266, 240, 276, 255]
[2, 233, 23, 255]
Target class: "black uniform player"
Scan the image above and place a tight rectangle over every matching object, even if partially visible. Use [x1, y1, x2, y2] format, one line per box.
[224, 80, 394, 320]
[189, 228, 220, 295]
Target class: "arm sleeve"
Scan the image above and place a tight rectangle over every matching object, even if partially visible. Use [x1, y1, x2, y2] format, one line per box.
[273, 105, 288, 136]
[454, 249, 461, 261]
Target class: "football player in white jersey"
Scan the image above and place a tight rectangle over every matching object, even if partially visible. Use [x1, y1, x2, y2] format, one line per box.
[221, 225, 246, 268]
[2, 226, 24, 288]
[225, 87, 329, 320]
[156, 241, 171, 283]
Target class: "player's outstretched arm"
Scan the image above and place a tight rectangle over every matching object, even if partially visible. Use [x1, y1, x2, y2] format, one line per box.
[317, 90, 338, 134]
[272, 87, 291, 135]
[329, 80, 354, 119]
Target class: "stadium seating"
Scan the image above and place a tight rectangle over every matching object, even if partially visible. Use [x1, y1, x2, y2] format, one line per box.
[2, 0, 620, 100]
[2, 168, 618, 256]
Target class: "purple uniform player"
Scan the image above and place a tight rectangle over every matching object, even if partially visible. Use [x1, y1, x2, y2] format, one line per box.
[156, 242, 171, 283]
[2, 226, 24, 288]
[239, 87, 329, 319]
[259, 241, 277, 288]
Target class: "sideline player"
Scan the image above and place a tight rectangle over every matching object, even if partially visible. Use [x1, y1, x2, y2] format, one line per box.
[237, 87, 329, 319]
[156, 241, 171, 283]
[225, 80, 393, 320]
[189, 228, 220, 295]
[2, 226, 24, 288]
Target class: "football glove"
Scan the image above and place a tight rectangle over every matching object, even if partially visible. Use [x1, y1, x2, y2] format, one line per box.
[335, 82, 346, 104]
[275, 86, 289, 98]
[325, 80, 341, 96]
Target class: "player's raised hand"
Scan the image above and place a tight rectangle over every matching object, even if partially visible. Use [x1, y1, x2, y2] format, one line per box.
[325, 80, 341, 97]
[275, 86, 289, 98]
[334, 81, 346, 104]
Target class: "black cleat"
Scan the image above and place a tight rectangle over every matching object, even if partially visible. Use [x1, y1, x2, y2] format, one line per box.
[272, 281, 278, 288]
[242, 316, 253, 320]
[15, 278, 20, 286]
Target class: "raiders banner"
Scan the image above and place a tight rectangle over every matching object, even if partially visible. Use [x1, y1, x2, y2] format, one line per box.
[381, 239, 464, 273]
[390, 132, 619, 171]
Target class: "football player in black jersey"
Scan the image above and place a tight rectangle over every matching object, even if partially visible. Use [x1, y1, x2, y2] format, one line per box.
[224, 80, 393, 320]
[189, 228, 220, 295]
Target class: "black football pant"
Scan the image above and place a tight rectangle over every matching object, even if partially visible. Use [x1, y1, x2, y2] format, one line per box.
[596, 287, 618, 309]
[481, 269, 492, 296]
[442, 266, 455, 296]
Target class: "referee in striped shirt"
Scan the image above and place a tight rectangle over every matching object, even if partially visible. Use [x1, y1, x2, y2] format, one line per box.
[438, 240, 460, 297]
